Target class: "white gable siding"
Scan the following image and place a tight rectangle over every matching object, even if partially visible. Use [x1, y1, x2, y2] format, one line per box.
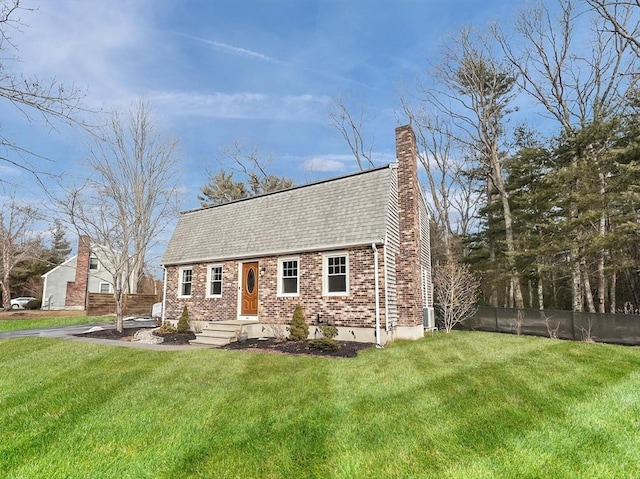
[418, 191, 433, 309]
[384, 167, 400, 329]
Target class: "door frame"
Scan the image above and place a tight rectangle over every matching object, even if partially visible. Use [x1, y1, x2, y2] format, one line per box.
[237, 260, 260, 319]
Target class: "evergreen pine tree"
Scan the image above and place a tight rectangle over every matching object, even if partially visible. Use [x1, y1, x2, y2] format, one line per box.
[289, 304, 309, 341]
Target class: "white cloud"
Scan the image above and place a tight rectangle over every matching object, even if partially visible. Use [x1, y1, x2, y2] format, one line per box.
[301, 156, 349, 173]
[149, 90, 332, 121]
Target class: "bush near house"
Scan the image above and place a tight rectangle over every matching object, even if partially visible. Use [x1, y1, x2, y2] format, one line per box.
[177, 305, 190, 333]
[289, 303, 309, 341]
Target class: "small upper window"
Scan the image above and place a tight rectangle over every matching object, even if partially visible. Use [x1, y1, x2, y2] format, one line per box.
[207, 265, 223, 297]
[278, 258, 299, 296]
[179, 268, 193, 297]
[89, 257, 99, 270]
[323, 253, 349, 296]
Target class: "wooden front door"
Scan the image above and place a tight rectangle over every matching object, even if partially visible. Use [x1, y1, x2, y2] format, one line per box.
[241, 262, 259, 316]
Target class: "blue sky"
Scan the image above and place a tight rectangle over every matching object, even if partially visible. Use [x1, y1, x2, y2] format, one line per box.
[2, 0, 523, 267]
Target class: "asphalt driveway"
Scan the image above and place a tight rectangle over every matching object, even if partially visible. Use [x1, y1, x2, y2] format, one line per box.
[0, 320, 205, 350]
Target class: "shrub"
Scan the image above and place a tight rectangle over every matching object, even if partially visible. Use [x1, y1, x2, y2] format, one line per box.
[289, 304, 309, 342]
[177, 305, 190, 333]
[25, 299, 42, 310]
[155, 321, 177, 335]
[265, 323, 289, 342]
[310, 338, 340, 351]
[320, 325, 338, 339]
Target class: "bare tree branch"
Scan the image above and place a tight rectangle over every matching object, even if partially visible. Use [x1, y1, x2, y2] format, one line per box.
[63, 99, 181, 331]
[329, 94, 376, 170]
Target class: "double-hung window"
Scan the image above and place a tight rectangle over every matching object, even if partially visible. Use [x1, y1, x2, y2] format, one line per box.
[99, 282, 112, 294]
[278, 258, 299, 296]
[207, 265, 223, 297]
[179, 267, 193, 297]
[89, 257, 99, 270]
[323, 253, 349, 295]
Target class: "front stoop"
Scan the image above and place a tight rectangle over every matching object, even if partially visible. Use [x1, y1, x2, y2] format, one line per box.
[190, 320, 257, 347]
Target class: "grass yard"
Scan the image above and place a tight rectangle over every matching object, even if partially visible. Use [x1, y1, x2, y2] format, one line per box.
[1, 331, 640, 478]
[0, 315, 108, 333]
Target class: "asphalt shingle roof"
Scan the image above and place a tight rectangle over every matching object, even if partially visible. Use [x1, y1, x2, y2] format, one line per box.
[162, 165, 395, 265]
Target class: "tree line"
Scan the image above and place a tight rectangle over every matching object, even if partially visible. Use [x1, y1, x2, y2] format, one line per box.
[404, 0, 640, 313]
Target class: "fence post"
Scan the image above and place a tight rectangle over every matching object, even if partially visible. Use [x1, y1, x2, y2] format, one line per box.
[571, 311, 576, 341]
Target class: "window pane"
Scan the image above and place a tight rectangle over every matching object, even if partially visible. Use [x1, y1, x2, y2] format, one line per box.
[283, 277, 297, 294]
[212, 267, 222, 281]
[181, 269, 192, 296]
[89, 258, 99, 270]
[209, 266, 223, 296]
[100, 283, 110, 293]
[328, 275, 346, 293]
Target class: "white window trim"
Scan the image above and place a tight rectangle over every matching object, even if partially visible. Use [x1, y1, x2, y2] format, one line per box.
[99, 282, 112, 294]
[89, 257, 100, 271]
[322, 252, 349, 296]
[178, 266, 193, 298]
[206, 264, 224, 298]
[277, 257, 300, 297]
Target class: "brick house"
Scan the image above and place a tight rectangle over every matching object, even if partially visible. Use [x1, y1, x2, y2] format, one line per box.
[161, 125, 433, 345]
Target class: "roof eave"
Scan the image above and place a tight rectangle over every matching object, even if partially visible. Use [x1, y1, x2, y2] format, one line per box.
[161, 238, 386, 267]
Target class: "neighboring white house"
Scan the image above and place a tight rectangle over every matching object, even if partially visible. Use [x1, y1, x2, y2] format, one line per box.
[41, 236, 116, 310]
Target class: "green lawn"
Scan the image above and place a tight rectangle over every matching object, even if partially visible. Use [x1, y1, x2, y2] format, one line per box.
[1, 331, 639, 478]
[0, 315, 109, 333]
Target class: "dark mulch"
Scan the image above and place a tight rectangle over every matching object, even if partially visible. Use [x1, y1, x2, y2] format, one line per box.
[75, 327, 195, 346]
[153, 330, 196, 345]
[75, 328, 374, 356]
[221, 338, 375, 358]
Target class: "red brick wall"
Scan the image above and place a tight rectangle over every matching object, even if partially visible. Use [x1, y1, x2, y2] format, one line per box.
[394, 125, 424, 328]
[163, 246, 387, 328]
[65, 235, 91, 308]
[164, 260, 238, 322]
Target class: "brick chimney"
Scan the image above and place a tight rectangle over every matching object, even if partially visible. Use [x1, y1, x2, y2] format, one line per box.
[394, 125, 424, 328]
[65, 235, 91, 308]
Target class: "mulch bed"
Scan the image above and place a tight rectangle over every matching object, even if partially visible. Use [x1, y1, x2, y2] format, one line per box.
[221, 338, 375, 358]
[75, 327, 195, 345]
[75, 328, 375, 357]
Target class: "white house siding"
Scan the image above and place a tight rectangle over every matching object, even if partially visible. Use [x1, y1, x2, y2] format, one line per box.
[42, 257, 78, 310]
[384, 166, 400, 330]
[42, 250, 118, 310]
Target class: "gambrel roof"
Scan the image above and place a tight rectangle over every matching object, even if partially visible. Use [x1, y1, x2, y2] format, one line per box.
[162, 165, 396, 265]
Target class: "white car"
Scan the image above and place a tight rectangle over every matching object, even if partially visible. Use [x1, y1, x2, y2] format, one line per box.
[10, 297, 37, 309]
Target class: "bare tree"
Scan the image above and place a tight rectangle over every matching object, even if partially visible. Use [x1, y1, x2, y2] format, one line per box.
[64, 99, 180, 332]
[401, 103, 480, 261]
[0, 1, 86, 183]
[329, 94, 376, 171]
[0, 199, 43, 309]
[587, 0, 640, 57]
[433, 261, 480, 333]
[408, 27, 523, 308]
[199, 140, 293, 207]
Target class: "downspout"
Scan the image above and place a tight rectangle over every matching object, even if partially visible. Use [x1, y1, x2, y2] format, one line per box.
[383, 233, 390, 332]
[161, 265, 168, 323]
[372, 243, 382, 348]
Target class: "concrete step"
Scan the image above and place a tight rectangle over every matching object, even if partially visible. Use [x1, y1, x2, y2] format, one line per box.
[197, 330, 237, 340]
[190, 336, 236, 347]
[202, 323, 240, 333]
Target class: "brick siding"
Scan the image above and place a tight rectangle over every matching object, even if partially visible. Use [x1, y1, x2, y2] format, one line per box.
[394, 125, 425, 328]
[164, 246, 388, 327]
[65, 235, 90, 308]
